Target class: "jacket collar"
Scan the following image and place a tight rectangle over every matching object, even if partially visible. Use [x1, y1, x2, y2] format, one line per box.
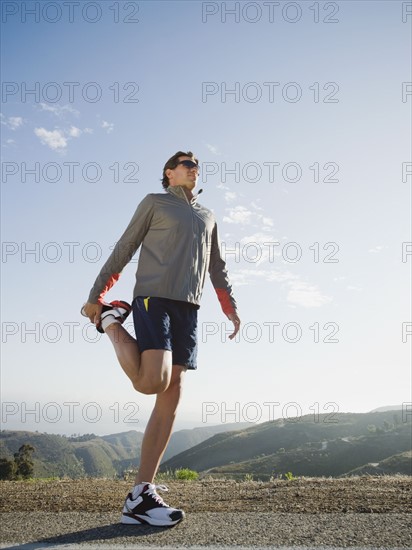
[166, 185, 201, 205]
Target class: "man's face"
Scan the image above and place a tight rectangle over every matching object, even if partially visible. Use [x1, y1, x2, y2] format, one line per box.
[167, 156, 199, 191]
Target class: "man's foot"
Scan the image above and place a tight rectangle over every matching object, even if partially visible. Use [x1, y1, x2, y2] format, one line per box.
[81, 300, 132, 333]
[121, 483, 185, 527]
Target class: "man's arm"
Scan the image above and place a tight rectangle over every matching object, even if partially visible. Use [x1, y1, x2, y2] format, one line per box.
[208, 223, 241, 340]
[83, 194, 155, 322]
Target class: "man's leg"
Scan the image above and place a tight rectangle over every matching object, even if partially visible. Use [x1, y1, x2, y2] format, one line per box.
[120, 366, 186, 527]
[104, 323, 172, 395]
[136, 364, 186, 484]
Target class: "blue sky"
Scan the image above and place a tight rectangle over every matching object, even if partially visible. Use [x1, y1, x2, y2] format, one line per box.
[1, 0, 411, 435]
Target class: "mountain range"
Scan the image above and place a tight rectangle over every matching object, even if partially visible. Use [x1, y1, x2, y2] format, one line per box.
[160, 409, 411, 478]
[0, 422, 251, 478]
[0, 409, 410, 478]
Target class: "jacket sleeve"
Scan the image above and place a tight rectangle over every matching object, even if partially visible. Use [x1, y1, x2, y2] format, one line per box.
[208, 222, 238, 316]
[87, 194, 155, 304]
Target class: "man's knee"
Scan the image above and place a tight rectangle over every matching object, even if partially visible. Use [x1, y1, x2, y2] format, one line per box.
[133, 377, 169, 395]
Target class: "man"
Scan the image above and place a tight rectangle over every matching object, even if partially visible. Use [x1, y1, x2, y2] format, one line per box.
[81, 151, 240, 527]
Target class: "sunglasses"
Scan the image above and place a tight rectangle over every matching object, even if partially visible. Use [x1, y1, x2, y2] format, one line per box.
[176, 160, 200, 172]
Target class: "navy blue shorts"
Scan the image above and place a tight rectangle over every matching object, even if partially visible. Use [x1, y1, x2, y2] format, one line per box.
[132, 296, 198, 370]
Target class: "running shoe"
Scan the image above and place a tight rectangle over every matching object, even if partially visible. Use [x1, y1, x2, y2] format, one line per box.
[81, 300, 131, 333]
[121, 482, 185, 527]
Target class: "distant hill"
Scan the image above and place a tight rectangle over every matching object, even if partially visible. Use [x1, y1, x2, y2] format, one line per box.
[342, 451, 412, 477]
[161, 422, 252, 462]
[0, 430, 144, 478]
[0, 422, 251, 478]
[1, 410, 409, 479]
[369, 405, 405, 413]
[205, 424, 412, 479]
[161, 410, 411, 478]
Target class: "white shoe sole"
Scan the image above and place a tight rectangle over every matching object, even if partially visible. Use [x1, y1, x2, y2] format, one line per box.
[121, 512, 184, 527]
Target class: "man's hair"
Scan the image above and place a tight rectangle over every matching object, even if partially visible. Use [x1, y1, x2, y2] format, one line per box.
[161, 151, 199, 189]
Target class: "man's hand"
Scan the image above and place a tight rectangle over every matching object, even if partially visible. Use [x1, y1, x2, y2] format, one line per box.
[227, 312, 241, 340]
[81, 302, 103, 327]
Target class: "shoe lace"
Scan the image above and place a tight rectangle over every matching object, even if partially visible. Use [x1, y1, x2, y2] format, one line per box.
[112, 306, 124, 319]
[146, 483, 169, 507]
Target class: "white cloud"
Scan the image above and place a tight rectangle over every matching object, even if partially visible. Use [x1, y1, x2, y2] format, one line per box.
[34, 123, 91, 152]
[38, 103, 80, 118]
[216, 182, 230, 190]
[368, 245, 386, 253]
[223, 205, 253, 225]
[235, 233, 279, 267]
[261, 216, 273, 227]
[101, 120, 114, 133]
[206, 143, 220, 155]
[8, 117, 23, 130]
[250, 201, 263, 211]
[1, 114, 24, 130]
[34, 127, 68, 151]
[229, 268, 299, 287]
[286, 281, 332, 308]
[68, 126, 82, 137]
[223, 204, 274, 229]
[224, 191, 237, 202]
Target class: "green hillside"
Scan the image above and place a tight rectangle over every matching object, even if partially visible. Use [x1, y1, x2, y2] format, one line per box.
[0, 431, 85, 478]
[161, 422, 252, 462]
[343, 451, 412, 476]
[161, 410, 411, 477]
[1, 410, 410, 479]
[207, 424, 412, 479]
[0, 424, 250, 478]
[0, 430, 145, 478]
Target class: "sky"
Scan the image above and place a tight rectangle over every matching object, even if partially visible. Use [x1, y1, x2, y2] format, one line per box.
[1, 0, 411, 436]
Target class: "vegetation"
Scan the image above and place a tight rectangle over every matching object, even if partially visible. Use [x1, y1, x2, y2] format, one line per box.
[0, 444, 35, 480]
[1, 410, 410, 480]
[174, 468, 199, 480]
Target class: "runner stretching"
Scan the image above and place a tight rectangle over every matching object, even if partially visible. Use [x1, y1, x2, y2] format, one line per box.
[81, 151, 240, 527]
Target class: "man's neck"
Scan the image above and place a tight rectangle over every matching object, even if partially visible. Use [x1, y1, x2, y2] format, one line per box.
[182, 186, 194, 201]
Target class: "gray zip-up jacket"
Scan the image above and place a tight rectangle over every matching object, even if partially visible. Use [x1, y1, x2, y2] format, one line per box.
[87, 185, 238, 316]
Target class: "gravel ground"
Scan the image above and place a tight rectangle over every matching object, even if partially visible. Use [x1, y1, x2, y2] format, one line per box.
[0, 512, 411, 548]
[0, 477, 411, 548]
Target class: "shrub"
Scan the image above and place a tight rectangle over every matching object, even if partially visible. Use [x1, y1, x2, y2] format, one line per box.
[0, 457, 16, 480]
[14, 444, 35, 479]
[174, 468, 199, 481]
